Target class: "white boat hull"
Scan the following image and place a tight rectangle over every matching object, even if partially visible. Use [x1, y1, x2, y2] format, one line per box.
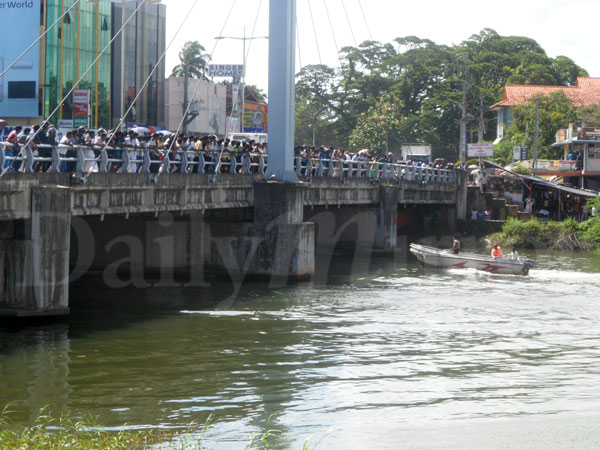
[409, 244, 535, 275]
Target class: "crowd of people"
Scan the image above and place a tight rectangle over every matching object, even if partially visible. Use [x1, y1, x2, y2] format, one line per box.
[294, 145, 457, 171]
[1, 123, 268, 174]
[2, 123, 460, 177]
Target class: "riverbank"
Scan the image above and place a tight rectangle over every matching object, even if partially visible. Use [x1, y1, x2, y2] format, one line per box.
[487, 216, 600, 252]
[0, 409, 166, 449]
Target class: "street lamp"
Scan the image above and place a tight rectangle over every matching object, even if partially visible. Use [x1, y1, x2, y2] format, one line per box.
[214, 28, 268, 133]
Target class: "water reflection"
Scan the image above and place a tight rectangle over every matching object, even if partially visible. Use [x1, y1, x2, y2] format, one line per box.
[1, 252, 600, 449]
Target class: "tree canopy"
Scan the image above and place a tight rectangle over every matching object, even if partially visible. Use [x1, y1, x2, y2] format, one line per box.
[171, 41, 210, 80]
[295, 28, 589, 159]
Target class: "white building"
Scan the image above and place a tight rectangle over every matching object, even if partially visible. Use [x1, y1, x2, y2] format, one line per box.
[165, 77, 227, 135]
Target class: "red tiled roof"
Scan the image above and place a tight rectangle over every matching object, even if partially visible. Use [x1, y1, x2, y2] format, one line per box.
[491, 77, 600, 108]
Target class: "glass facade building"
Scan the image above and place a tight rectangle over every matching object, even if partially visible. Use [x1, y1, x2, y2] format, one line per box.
[111, 2, 166, 128]
[43, 0, 112, 128]
[40, 0, 165, 129]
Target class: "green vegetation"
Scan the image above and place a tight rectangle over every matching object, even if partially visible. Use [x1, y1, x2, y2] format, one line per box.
[295, 28, 588, 158]
[0, 407, 314, 450]
[493, 91, 577, 165]
[0, 407, 166, 449]
[488, 216, 600, 252]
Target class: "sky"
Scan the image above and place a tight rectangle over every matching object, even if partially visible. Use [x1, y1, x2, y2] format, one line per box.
[162, 0, 600, 93]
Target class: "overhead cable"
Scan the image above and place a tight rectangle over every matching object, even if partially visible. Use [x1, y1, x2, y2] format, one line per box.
[22, 0, 150, 152]
[0, 0, 83, 80]
[307, 0, 322, 65]
[341, 0, 358, 47]
[98, 0, 201, 162]
[357, 0, 373, 41]
[323, 0, 342, 65]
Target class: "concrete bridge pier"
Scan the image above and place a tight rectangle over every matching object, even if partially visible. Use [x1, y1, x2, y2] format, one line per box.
[209, 182, 314, 283]
[0, 187, 71, 317]
[375, 186, 399, 251]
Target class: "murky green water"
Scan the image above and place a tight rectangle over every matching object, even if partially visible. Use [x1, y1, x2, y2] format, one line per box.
[2, 252, 600, 449]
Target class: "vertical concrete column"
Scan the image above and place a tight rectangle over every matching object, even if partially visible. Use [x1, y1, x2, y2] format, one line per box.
[251, 182, 314, 280]
[456, 170, 468, 221]
[0, 187, 71, 316]
[375, 186, 399, 251]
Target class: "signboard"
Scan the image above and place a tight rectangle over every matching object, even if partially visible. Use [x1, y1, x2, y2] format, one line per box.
[468, 143, 494, 158]
[513, 145, 528, 161]
[208, 64, 245, 78]
[0, 0, 41, 118]
[72, 89, 90, 128]
[578, 127, 600, 141]
[73, 117, 89, 128]
[73, 89, 90, 105]
[58, 119, 74, 129]
[243, 101, 268, 133]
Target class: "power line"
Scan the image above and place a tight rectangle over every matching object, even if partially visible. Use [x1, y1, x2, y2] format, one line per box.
[164, 0, 239, 169]
[341, 0, 358, 47]
[323, 0, 342, 65]
[0, 0, 83, 80]
[357, 0, 373, 41]
[296, 17, 303, 70]
[23, 0, 150, 151]
[307, 0, 322, 65]
[99, 0, 201, 160]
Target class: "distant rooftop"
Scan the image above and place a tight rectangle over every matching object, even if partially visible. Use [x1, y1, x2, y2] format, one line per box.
[491, 77, 600, 109]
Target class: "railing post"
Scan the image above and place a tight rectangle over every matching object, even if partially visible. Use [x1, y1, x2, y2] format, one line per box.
[141, 149, 151, 174]
[259, 155, 266, 174]
[50, 146, 61, 172]
[119, 147, 130, 173]
[98, 149, 109, 173]
[181, 150, 190, 174]
[75, 146, 85, 174]
[24, 145, 35, 173]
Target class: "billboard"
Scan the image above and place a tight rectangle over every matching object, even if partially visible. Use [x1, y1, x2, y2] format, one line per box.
[243, 101, 268, 133]
[468, 143, 494, 158]
[0, 0, 41, 118]
[208, 64, 244, 78]
[72, 88, 90, 128]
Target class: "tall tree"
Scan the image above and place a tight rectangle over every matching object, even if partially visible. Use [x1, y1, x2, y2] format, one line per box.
[171, 41, 210, 133]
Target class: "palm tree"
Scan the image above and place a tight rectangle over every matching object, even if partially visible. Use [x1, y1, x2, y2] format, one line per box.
[171, 41, 210, 133]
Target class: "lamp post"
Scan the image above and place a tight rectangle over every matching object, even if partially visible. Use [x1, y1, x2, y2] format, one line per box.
[214, 28, 268, 133]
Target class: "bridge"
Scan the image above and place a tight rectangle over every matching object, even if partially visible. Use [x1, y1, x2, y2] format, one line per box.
[0, 148, 465, 317]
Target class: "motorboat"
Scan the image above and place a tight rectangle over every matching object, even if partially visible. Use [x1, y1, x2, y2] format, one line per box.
[409, 243, 535, 275]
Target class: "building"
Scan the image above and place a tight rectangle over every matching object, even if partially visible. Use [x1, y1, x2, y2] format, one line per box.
[491, 77, 600, 142]
[165, 77, 227, 136]
[0, 0, 166, 130]
[111, 0, 166, 128]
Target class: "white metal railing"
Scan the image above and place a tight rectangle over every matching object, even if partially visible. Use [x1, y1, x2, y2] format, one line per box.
[0, 143, 457, 184]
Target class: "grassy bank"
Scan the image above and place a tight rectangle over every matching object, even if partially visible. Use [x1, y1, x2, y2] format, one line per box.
[0, 407, 303, 449]
[0, 408, 168, 449]
[488, 216, 600, 252]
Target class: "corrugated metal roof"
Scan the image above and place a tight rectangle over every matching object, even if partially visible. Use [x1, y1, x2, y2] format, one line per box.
[483, 160, 599, 198]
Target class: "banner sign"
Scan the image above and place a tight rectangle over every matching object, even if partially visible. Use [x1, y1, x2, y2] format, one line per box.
[208, 64, 244, 78]
[468, 143, 494, 158]
[513, 145, 528, 161]
[578, 127, 600, 141]
[0, 0, 41, 118]
[243, 101, 268, 133]
[72, 88, 90, 128]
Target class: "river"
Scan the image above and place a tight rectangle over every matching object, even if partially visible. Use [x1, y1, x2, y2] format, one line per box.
[2, 251, 600, 449]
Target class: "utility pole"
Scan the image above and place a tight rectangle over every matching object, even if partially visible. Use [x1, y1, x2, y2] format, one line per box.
[533, 97, 539, 176]
[459, 81, 468, 164]
[215, 31, 268, 133]
[458, 56, 469, 164]
[478, 94, 485, 143]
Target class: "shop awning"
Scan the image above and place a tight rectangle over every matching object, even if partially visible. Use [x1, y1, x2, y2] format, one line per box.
[483, 160, 599, 198]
